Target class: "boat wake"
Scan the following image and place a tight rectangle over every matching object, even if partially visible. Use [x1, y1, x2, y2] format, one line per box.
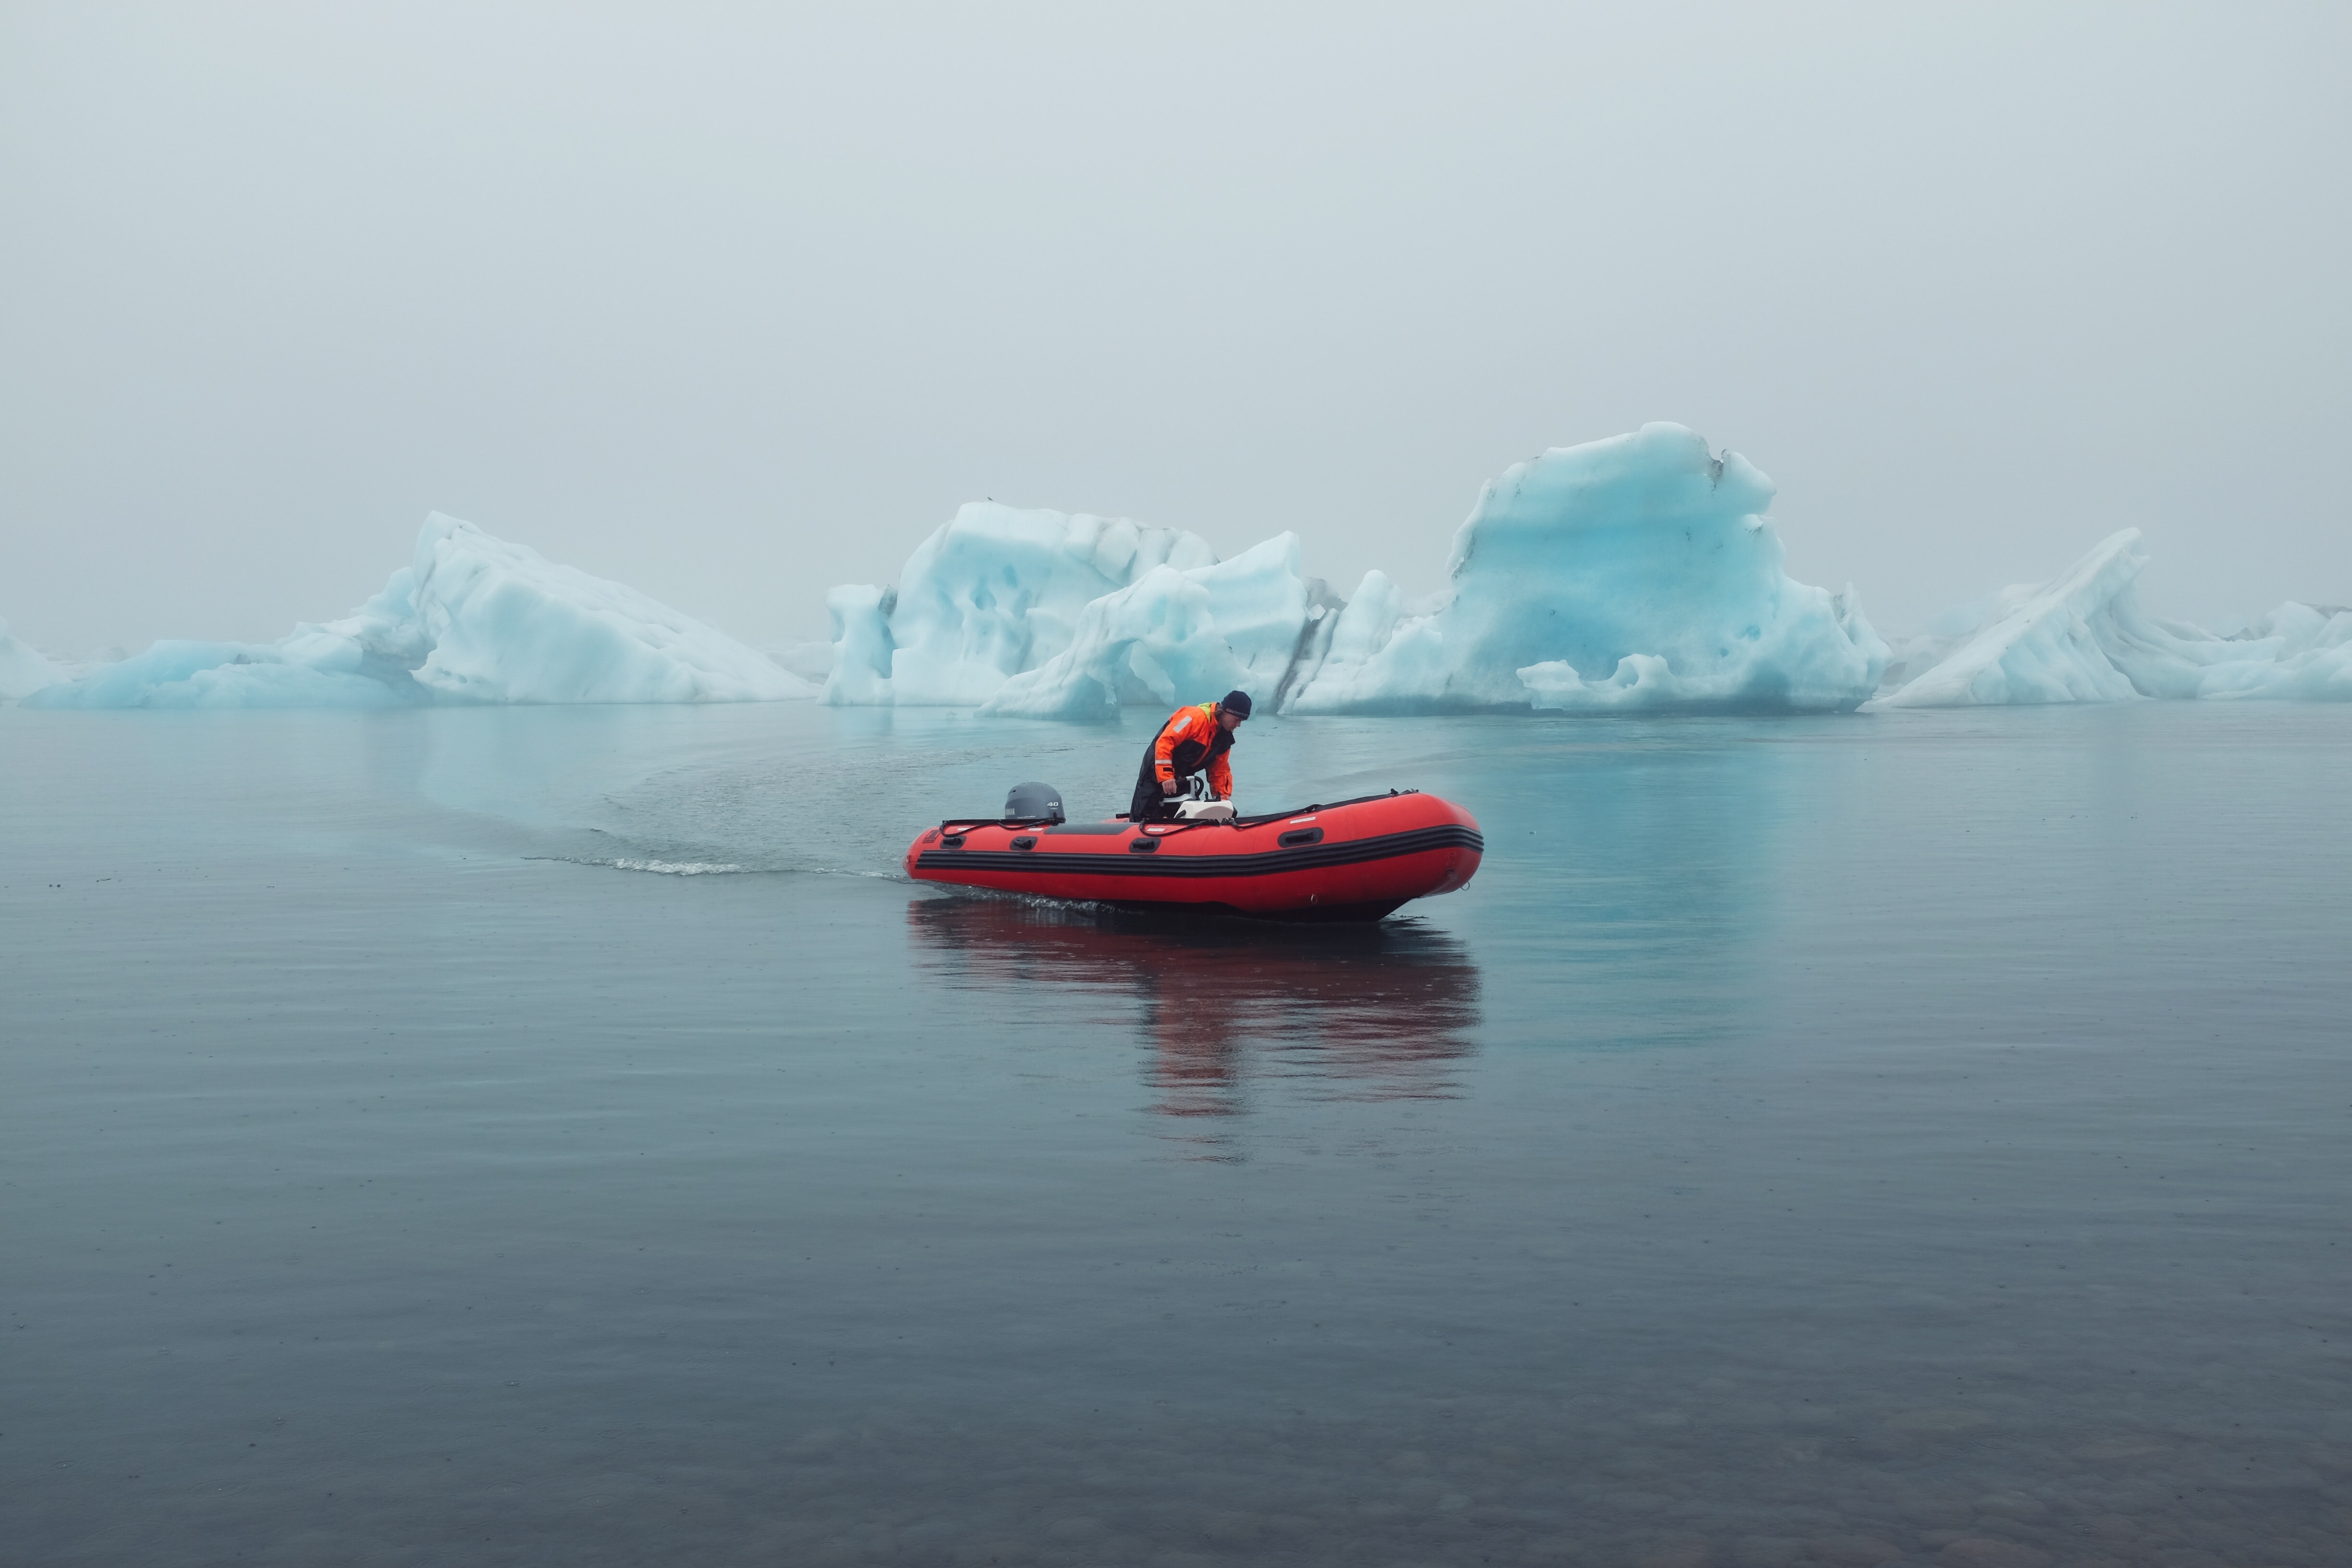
[534, 856, 747, 876]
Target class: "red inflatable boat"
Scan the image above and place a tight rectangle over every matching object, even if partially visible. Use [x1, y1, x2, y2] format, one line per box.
[904, 790, 1482, 922]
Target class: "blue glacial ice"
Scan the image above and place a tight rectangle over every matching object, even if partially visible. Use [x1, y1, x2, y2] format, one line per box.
[828, 423, 1887, 717]
[980, 535, 1336, 720]
[1287, 423, 1887, 713]
[23, 428, 2342, 719]
[1869, 529, 2352, 708]
[26, 515, 811, 709]
[824, 502, 1230, 707]
[0, 615, 62, 701]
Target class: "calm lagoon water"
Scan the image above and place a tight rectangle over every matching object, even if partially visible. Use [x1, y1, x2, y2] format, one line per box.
[4, 701, 2349, 1567]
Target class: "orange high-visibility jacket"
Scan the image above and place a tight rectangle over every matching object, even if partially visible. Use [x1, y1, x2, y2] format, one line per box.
[1151, 702, 1235, 799]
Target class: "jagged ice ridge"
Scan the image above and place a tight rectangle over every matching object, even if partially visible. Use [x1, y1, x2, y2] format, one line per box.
[828, 424, 1890, 716]
[825, 426, 2345, 717]
[23, 515, 810, 709]
[1867, 529, 2351, 708]
[13, 424, 2344, 715]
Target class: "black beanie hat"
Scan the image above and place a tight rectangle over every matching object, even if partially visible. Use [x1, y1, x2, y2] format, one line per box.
[1221, 689, 1253, 718]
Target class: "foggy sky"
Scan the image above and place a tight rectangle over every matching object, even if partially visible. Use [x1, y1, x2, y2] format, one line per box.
[3, 1, 2346, 657]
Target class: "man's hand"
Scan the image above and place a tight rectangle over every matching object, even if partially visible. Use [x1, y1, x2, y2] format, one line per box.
[1161, 778, 1181, 796]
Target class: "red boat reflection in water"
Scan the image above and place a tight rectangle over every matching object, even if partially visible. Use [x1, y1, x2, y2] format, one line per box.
[905, 896, 1481, 1146]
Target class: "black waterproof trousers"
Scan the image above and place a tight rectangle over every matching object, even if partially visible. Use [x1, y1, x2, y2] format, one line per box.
[1128, 752, 1176, 823]
[1127, 723, 1229, 822]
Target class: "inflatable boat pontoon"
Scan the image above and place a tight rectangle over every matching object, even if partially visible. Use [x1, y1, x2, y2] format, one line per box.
[905, 788, 1482, 922]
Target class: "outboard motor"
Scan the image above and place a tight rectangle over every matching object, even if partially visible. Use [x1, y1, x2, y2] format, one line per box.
[1003, 781, 1066, 824]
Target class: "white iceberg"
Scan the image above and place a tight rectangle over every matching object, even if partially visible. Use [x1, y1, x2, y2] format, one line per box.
[980, 534, 1324, 720]
[0, 615, 62, 701]
[396, 515, 808, 703]
[826, 425, 1886, 719]
[1287, 423, 1887, 714]
[823, 502, 1220, 707]
[23, 637, 424, 710]
[25, 514, 812, 710]
[1869, 529, 2352, 708]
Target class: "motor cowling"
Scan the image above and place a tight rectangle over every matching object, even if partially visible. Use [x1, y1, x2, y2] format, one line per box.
[1003, 781, 1065, 823]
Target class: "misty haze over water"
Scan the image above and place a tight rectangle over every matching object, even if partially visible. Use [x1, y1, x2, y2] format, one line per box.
[4, 5, 2348, 656]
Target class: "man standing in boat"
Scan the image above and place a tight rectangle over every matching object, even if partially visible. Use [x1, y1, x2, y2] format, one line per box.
[1128, 690, 1251, 822]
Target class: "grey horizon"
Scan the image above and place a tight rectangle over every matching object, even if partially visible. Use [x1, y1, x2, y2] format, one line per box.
[4, 4, 2346, 658]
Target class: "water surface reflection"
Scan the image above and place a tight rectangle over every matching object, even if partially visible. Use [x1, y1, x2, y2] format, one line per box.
[905, 896, 1481, 1139]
